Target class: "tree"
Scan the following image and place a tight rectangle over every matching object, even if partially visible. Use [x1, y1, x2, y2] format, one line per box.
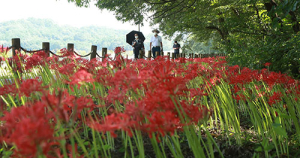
[67, 0, 300, 77]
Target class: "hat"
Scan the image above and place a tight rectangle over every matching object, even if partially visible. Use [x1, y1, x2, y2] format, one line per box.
[152, 29, 160, 33]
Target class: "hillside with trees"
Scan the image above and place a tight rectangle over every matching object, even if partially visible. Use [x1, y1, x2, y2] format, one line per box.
[0, 18, 177, 53]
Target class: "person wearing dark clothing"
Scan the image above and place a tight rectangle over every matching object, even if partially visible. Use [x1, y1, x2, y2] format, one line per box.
[173, 41, 181, 57]
[132, 33, 145, 59]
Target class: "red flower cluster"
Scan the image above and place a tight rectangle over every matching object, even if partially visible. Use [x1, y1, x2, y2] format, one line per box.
[0, 103, 57, 157]
[7, 51, 27, 73]
[0, 45, 10, 55]
[1, 45, 299, 157]
[0, 78, 45, 97]
[114, 46, 126, 55]
[24, 50, 49, 70]
[89, 57, 211, 138]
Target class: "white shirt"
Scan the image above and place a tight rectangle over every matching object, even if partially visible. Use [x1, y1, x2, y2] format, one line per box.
[150, 35, 162, 47]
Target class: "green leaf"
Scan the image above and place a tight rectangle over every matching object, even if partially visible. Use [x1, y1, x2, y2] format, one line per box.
[103, 144, 112, 150]
[272, 117, 288, 138]
[255, 146, 263, 152]
[292, 2, 298, 11]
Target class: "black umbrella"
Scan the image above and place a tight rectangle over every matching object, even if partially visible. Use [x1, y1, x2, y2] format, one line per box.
[126, 30, 145, 45]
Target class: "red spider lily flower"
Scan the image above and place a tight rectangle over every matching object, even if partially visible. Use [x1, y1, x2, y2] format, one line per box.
[94, 68, 113, 86]
[41, 90, 96, 122]
[0, 45, 9, 54]
[58, 63, 77, 76]
[67, 69, 95, 88]
[0, 103, 57, 157]
[19, 78, 45, 97]
[112, 54, 125, 69]
[59, 48, 76, 57]
[24, 50, 49, 70]
[41, 90, 76, 122]
[105, 87, 128, 104]
[0, 97, 7, 112]
[264, 62, 271, 67]
[0, 78, 45, 97]
[89, 113, 136, 137]
[268, 92, 283, 105]
[189, 88, 208, 99]
[0, 83, 18, 96]
[227, 65, 240, 74]
[260, 71, 293, 88]
[180, 101, 210, 123]
[143, 111, 181, 137]
[46, 56, 60, 69]
[233, 93, 247, 101]
[114, 46, 126, 55]
[227, 67, 259, 85]
[7, 52, 27, 73]
[85, 58, 102, 73]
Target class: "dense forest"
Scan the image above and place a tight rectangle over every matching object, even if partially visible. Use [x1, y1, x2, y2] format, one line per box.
[0, 18, 181, 53]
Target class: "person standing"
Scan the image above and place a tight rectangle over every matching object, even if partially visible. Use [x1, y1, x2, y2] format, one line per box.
[150, 29, 163, 58]
[132, 33, 144, 59]
[173, 41, 181, 58]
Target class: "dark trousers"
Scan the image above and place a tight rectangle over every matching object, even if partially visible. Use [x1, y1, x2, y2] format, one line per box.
[133, 49, 140, 59]
[174, 51, 179, 58]
[152, 47, 161, 58]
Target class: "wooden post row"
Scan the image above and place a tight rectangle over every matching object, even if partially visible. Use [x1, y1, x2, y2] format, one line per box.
[42, 42, 50, 57]
[102, 48, 107, 61]
[147, 50, 151, 60]
[90, 45, 97, 60]
[67, 43, 74, 52]
[139, 50, 143, 59]
[12, 38, 21, 56]
[171, 53, 175, 60]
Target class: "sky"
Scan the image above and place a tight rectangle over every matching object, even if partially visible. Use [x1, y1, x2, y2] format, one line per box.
[1, 0, 154, 34]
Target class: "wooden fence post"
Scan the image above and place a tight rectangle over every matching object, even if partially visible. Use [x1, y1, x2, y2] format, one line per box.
[167, 52, 170, 60]
[42, 42, 50, 57]
[102, 48, 107, 61]
[12, 38, 21, 57]
[67, 43, 74, 52]
[171, 53, 175, 60]
[148, 50, 151, 60]
[11, 38, 21, 78]
[162, 51, 164, 56]
[90, 45, 97, 60]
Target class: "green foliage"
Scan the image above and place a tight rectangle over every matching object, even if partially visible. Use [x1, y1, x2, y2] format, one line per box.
[68, 0, 300, 77]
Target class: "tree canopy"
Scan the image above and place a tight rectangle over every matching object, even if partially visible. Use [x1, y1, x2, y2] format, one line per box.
[68, 0, 300, 77]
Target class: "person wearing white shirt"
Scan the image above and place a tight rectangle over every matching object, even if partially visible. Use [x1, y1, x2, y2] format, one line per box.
[150, 29, 163, 58]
